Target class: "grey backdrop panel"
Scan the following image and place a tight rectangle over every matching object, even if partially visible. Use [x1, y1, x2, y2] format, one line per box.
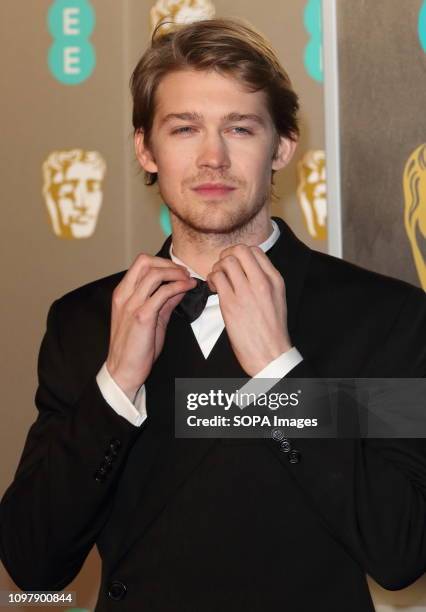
[338, 0, 426, 288]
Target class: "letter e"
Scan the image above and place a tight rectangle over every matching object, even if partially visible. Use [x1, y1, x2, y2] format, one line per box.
[64, 47, 81, 74]
[63, 7, 81, 35]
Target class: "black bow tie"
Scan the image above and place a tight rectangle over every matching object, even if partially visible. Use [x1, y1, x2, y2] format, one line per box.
[176, 278, 216, 323]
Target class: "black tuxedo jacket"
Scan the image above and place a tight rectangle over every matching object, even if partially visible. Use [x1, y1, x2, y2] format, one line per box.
[1, 216, 426, 612]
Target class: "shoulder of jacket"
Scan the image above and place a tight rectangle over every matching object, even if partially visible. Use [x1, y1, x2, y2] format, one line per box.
[51, 269, 127, 319]
[308, 248, 424, 305]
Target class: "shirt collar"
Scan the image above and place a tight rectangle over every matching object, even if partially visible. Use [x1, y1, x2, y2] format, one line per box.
[169, 218, 280, 281]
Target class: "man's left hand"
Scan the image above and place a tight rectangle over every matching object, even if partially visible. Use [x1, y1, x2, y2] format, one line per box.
[206, 244, 292, 376]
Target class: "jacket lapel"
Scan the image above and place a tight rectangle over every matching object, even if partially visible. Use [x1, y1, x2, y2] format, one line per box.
[268, 216, 312, 340]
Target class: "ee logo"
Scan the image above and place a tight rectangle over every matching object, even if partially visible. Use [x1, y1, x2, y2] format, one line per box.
[47, 0, 96, 85]
[160, 203, 172, 236]
[420, 0, 426, 53]
[304, 0, 323, 83]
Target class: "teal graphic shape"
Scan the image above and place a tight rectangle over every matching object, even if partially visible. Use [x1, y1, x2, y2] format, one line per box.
[48, 0, 95, 39]
[48, 40, 95, 85]
[47, 0, 96, 84]
[160, 204, 172, 236]
[419, 1, 426, 52]
[304, 0, 323, 83]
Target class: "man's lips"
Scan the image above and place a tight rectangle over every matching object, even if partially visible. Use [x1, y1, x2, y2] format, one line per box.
[192, 184, 237, 196]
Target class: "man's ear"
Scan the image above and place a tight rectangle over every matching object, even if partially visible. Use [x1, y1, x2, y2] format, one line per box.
[271, 135, 298, 171]
[134, 129, 158, 174]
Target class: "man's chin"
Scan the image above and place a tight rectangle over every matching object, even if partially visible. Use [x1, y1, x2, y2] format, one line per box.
[165, 192, 269, 235]
[175, 211, 254, 235]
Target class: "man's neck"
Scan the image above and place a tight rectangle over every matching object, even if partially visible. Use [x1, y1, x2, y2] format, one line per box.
[170, 209, 275, 278]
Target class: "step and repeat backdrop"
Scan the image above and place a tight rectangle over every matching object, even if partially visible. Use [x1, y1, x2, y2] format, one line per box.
[338, 0, 426, 291]
[0, 1, 424, 611]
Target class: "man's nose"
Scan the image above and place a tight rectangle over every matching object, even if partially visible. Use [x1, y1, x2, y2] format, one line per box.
[196, 132, 231, 170]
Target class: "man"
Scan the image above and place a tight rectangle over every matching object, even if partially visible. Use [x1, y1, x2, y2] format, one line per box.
[1, 17, 426, 612]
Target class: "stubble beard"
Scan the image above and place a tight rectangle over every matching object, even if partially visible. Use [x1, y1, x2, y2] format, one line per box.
[161, 183, 272, 243]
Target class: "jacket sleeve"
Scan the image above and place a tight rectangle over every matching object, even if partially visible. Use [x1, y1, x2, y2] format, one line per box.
[271, 285, 426, 591]
[0, 299, 142, 591]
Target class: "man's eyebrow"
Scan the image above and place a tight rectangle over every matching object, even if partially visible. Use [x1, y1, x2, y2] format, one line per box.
[223, 112, 266, 126]
[159, 112, 266, 126]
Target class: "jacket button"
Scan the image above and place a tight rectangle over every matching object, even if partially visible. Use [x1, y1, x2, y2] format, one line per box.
[94, 469, 105, 483]
[104, 447, 117, 461]
[280, 440, 291, 453]
[107, 580, 127, 600]
[109, 439, 121, 454]
[109, 438, 121, 449]
[102, 461, 113, 473]
[98, 465, 110, 476]
[288, 449, 301, 464]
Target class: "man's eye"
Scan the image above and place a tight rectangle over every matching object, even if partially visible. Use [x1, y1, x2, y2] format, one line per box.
[171, 126, 195, 135]
[171, 126, 253, 135]
[230, 127, 253, 135]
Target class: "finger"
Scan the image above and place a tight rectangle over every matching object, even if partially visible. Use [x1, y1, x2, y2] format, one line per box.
[211, 255, 248, 293]
[208, 270, 233, 303]
[126, 268, 194, 311]
[249, 246, 284, 288]
[144, 278, 197, 315]
[115, 253, 187, 303]
[158, 289, 188, 325]
[218, 244, 267, 289]
[134, 256, 188, 288]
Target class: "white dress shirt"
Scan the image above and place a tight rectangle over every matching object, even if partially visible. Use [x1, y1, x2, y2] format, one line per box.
[96, 219, 303, 426]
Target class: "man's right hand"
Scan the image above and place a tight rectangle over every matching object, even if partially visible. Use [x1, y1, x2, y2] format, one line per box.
[106, 254, 196, 401]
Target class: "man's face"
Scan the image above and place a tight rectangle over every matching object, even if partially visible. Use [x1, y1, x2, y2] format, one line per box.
[136, 69, 294, 234]
[55, 162, 103, 238]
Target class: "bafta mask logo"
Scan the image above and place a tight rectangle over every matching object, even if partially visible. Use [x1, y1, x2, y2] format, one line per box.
[150, 0, 215, 33]
[297, 150, 327, 240]
[42, 149, 106, 239]
[403, 144, 426, 290]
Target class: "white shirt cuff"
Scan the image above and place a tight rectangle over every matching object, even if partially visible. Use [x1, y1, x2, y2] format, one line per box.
[96, 362, 147, 427]
[253, 346, 303, 378]
[235, 347, 303, 409]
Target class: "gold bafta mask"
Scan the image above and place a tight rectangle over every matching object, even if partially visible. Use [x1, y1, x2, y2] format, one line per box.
[296, 150, 327, 240]
[42, 149, 106, 239]
[150, 0, 216, 33]
[403, 144, 426, 290]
